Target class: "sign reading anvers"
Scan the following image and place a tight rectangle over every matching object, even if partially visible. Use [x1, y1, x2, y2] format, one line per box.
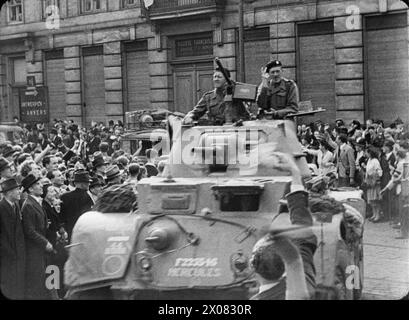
[20, 86, 49, 123]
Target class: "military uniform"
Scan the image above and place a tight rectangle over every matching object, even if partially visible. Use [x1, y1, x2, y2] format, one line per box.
[256, 78, 299, 119]
[185, 87, 250, 124]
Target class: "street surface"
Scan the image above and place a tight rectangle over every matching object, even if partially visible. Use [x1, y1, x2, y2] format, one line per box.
[362, 220, 409, 300]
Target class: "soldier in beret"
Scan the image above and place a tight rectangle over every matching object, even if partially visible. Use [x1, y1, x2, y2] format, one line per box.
[256, 60, 299, 119]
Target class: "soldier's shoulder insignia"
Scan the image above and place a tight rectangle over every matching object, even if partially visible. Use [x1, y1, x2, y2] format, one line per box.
[284, 78, 297, 86]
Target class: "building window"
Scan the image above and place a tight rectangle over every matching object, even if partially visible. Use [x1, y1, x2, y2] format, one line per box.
[12, 58, 26, 84]
[121, 0, 137, 8]
[8, 0, 23, 23]
[81, 0, 101, 13]
[43, 0, 60, 19]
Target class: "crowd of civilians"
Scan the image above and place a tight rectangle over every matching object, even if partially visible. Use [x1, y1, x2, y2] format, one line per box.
[0, 118, 165, 299]
[298, 117, 409, 240]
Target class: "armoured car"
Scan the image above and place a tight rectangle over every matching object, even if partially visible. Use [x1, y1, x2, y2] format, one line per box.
[64, 118, 365, 300]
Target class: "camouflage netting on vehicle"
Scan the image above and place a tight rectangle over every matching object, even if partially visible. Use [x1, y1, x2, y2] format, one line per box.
[93, 183, 138, 213]
[309, 192, 363, 244]
[309, 193, 346, 215]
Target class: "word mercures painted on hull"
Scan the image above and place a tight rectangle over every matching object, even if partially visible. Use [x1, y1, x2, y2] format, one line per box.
[167, 257, 222, 278]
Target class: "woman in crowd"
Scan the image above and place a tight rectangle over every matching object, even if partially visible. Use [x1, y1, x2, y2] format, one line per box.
[303, 139, 335, 175]
[365, 147, 383, 222]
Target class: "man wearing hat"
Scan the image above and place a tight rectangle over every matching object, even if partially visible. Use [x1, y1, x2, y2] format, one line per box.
[89, 177, 102, 205]
[256, 60, 299, 119]
[1, 145, 18, 163]
[0, 157, 15, 181]
[104, 165, 124, 188]
[183, 67, 250, 125]
[0, 178, 26, 299]
[92, 153, 108, 187]
[21, 173, 53, 299]
[60, 170, 93, 239]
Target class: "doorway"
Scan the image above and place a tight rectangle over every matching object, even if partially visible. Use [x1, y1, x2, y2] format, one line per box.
[173, 62, 214, 114]
[82, 46, 105, 126]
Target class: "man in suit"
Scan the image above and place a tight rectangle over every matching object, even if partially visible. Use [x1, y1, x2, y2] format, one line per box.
[334, 134, 356, 187]
[250, 151, 317, 300]
[21, 174, 54, 300]
[382, 140, 398, 222]
[0, 178, 26, 299]
[92, 154, 108, 187]
[87, 128, 101, 156]
[380, 140, 395, 221]
[60, 170, 93, 240]
[49, 128, 63, 150]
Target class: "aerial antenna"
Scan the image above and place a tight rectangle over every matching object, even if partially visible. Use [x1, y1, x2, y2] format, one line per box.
[276, 0, 279, 59]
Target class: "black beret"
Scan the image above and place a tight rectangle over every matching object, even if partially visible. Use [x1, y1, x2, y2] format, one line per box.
[214, 67, 231, 79]
[265, 60, 282, 72]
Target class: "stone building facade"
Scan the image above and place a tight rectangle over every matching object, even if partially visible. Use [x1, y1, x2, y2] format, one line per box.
[0, 0, 408, 127]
